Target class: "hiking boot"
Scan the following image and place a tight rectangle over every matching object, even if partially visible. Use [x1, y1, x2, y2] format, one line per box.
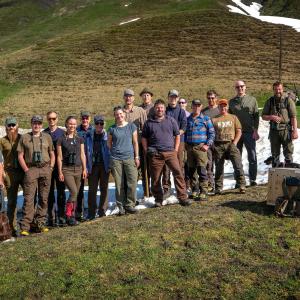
[189, 191, 198, 200]
[37, 224, 49, 233]
[234, 183, 240, 189]
[179, 199, 192, 206]
[47, 219, 57, 227]
[125, 206, 138, 214]
[198, 193, 208, 201]
[20, 230, 30, 237]
[98, 211, 106, 218]
[163, 190, 171, 200]
[154, 201, 162, 208]
[214, 189, 223, 195]
[67, 217, 79, 226]
[239, 186, 246, 194]
[250, 181, 257, 187]
[118, 207, 126, 216]
[76, 215, 86, 222]
[58, 218, 67, 227]
[207, 185, 214, 193]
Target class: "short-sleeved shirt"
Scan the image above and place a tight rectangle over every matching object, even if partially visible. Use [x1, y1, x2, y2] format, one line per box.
[108, 123, 137, 160]
[0, 134, 22, 170]
[17, 132, 54, 164]
[202, 106, 220, 119]
[229, 94, 259, 132]
[142, 115, 180, 152]
[57, 135, 84, 167]
[123, 106, 147, 138]
[43, 127, 65, 151]
[262, 96, 297, 124]
[212, 113, 241, 142]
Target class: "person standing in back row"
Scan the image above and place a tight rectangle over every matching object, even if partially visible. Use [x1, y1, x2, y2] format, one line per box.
[262, 81, 298, 167]
[162, 89, 187, 199]
[44, 111, 66, 227]
[229, 80, 259, 186]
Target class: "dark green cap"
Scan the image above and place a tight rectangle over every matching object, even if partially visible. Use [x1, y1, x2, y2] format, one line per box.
[80, 111, 90, 117]
[31, 115, 43, 123]
[5, 117, 17, 126]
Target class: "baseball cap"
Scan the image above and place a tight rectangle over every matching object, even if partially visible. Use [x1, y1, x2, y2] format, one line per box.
[5, 117, 17, 126]
[139, 87, 153, 96]
[218, 99, 228, 106]
[192, 99, 202, 105]
[94, 115, 104, 123]
[31, 115, 43, 123]
[168, 89, 179, 97]
[124, 88, 134, 96]
[80, 111, 90, 117]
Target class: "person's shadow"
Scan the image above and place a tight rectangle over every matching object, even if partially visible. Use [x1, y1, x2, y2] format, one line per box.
[219, 199, 274, 216]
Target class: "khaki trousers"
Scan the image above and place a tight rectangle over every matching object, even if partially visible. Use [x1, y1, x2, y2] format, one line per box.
[20, 165, 52, 231]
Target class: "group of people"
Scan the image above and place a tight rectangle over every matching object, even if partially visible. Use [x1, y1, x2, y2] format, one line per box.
[0, 80, 297, 237]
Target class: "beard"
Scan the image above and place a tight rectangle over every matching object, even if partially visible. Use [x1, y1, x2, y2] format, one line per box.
[6, 128, 18, 142]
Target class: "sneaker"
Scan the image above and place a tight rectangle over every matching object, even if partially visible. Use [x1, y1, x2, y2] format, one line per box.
[125, 206, 138, 214]
[179, 199, 192, 206]
[20, 230, 30, 236]
[239, 186, 246, 194]
[198, 193, 208, 201]
[250, 181, 257, 187]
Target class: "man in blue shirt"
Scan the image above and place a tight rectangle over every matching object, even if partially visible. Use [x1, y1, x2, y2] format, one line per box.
[44, 111, 66, 226]
[76, 111, 94, 221]
[185, 99, 215, 201]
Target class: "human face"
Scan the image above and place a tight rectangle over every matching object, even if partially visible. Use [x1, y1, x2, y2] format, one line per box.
[66, 118, 77, 134]
[273, 84, 283, 98]
[168, 95, 179, 108]
[6, 123, 18, 134]
[179, 99, 187, 110]
[155, 103, 165, 118]
[207, 94, 217, 107]
[95, 120, 104, 133]
[124, 94, 134, 106]
[47, 113, 58, 127]
[81, 115, 90, 128]
[192, 103, 202, 115]
[31, 122, 42, 134]
[141, 93, 152, 105]
[219, 104, 228, 115]
[235, 81, 246, 97]
[114, 109, 125, 124]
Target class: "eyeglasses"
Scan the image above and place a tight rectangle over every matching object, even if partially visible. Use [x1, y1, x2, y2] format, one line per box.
[179, 101, 186, 104]
[48, 117, 57, 121]
[7, 124, 16, 128]
[95, 122, 104, 126]
[235, 85, 245, 89]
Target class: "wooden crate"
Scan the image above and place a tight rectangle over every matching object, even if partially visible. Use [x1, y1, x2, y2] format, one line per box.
[267, 168, 300, 205]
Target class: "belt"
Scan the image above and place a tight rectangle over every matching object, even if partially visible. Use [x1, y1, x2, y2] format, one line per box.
[27, 162, 50, 168]
[186, 142, 204, 146]
[214, 141, 231, 144]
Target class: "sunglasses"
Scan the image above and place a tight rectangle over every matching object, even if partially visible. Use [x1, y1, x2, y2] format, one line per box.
[179, 101, 186, 104]
[81, 116, 89, 120]
[95, 122, 104, 126]
[235, 85, 245, 89]
[48, 117, 57, 121]
[7, 124, 16, 128]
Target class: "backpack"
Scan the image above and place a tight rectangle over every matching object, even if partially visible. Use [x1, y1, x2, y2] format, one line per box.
[0, 188, 12, 241]
[275, 176, 300, 217]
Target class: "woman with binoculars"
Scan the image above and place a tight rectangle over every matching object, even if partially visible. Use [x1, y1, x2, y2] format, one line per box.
[57, 116, 87, 226]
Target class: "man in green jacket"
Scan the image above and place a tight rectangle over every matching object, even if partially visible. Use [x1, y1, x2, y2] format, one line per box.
[229, 80, 259, 186]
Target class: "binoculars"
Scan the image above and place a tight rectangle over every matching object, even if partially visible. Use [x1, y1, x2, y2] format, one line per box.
[67, 153, 76, 165]
[32, 151, 42, 164]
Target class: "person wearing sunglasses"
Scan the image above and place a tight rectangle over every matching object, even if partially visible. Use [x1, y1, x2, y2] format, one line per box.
[178, 98, 190, 118]
[75, 111, 94, 222]
[0, 117, 21, 236]
[229, 80, 259, 187]
[18, 115, 55, 236]
[85, 115, 110, 220]
[43, 111, 66, 227]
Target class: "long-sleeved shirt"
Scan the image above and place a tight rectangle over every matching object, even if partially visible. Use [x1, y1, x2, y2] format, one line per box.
[185, 113, 215, 146]
[166, 104, 187, 142]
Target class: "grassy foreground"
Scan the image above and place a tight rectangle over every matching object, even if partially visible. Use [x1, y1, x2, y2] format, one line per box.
[0, 185, 299, 299]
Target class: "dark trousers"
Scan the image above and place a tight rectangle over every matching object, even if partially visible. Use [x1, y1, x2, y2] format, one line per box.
[47, 167, 66, 222]
[206, 146, 215, 188]
[214, 142, 246, 191]
[162, 142, 185, 193]
[87, 163, 109, 218]
[139, 146, 151, 197]
[270, 129, 294, 166]
[237, 132, 257, 182]
[5, 169, 24, 230]
[149, 151, 187, 203]
[20, 165, 52, 231]
[76, 178, 85, 217]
